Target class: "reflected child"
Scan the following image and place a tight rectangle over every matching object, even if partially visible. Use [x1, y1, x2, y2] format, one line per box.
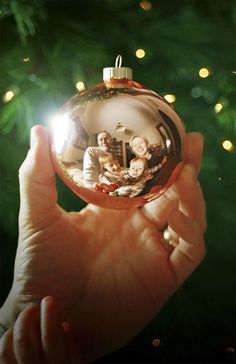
[96, 155, 153, 197]
[110, 157, 153, 197]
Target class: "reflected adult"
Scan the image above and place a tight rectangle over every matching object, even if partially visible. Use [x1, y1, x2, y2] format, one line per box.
[129, 136, 166, 193]
[83, 131, 113, 188]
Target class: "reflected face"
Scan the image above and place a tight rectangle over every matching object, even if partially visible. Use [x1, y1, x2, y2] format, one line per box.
[97, 132, 112, 151]
[129, 160, 146, 178]
[131, 137, 148, 156]
[104, 160, 121, 173]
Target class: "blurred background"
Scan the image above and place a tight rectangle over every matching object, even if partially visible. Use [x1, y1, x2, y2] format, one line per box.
[0, 0, 235, 362]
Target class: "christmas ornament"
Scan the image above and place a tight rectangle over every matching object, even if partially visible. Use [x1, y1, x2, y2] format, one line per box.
[51, 55, 186, 209]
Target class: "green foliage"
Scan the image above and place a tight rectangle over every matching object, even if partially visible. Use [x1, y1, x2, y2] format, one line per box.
[0, 0, 45, 41]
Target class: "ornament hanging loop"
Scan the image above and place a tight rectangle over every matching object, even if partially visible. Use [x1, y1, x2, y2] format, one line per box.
[103, 55, 133, 81]
[115, 55, 122, 68]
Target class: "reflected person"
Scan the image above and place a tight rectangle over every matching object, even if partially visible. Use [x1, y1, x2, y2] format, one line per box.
[83, 131, 113, 188]
[130, 136, 166, 193]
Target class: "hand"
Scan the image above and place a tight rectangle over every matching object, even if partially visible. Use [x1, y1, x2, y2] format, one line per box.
[0, 126, 206, 362]
[0, 296, 82, 364]
[95, 182, 119, 193]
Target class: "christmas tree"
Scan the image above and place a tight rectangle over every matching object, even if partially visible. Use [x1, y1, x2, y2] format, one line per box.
[0, 0, 235, 362]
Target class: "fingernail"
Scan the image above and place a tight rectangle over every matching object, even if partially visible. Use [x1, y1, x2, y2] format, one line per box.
[41, 295, 55, 307]
[30, 127, 36, 149]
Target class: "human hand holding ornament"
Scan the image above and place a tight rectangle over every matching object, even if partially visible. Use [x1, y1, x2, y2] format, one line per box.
[0, 124, 206, 363]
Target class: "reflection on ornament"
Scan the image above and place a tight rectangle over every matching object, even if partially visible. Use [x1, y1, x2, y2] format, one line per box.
[51, 55, 186, 209]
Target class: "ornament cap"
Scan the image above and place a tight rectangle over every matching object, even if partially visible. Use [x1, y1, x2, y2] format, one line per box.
[103, 55, 133, 81]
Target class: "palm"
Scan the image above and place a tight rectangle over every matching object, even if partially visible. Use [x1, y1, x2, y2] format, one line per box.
[14, 201, 176, 359]
[5, 126, 205, 361]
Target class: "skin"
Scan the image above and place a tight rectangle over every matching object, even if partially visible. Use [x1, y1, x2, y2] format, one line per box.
[129, 159, 146, 178]
[0, 126, 206, 363]
[103, 160, 121, 174]
[97, 132, 112, 152]
[130, 136, 150, 157]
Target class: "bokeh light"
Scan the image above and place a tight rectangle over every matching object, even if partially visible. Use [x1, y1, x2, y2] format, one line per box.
[140, 1, 152, 11]
[135, 48, 145, 58]
[222, 140, 234, 152]
[76, 81, 85, 91]
[198, 67, 210, 78]
[214, 103, 223, 113]
[152, 338, 161, 347]
[3, 90, 15, 103]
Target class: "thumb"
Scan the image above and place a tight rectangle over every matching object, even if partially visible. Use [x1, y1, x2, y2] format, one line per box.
[19, 125, 58, 226]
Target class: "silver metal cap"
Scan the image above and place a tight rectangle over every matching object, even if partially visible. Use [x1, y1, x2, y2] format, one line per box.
[103, 55, 133, 81]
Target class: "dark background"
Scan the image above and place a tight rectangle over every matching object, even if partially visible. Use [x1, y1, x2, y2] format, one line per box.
[0, 0, 235, 362]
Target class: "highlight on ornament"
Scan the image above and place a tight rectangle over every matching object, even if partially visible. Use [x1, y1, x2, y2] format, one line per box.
[50, 55, 186, 209]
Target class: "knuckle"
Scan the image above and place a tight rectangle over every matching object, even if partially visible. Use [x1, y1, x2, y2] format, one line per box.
[14, 329, 28, 348]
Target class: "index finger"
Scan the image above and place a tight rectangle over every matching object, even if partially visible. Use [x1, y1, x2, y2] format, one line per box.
[177, 163, 207, 233]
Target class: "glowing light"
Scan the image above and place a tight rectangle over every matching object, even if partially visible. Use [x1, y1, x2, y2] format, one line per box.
[135, 49, 145, 59]
[3, 90, 15, 103]
[50, 114, 72, 153]
[76, 81, 85, 91]
[214, 103, 223, 113]
[199, 68, 210, 78]
[23, 57, 30, 62]
[222, 140, 234, 152]
[164, 94, 176, 103]
[152, 338, 161, 347]
[140, 1, 152, 11]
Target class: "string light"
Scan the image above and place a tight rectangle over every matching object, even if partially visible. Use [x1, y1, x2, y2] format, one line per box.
[152, 338, 161, 347]
[3, 90, 15, 103]
[222, 140, 234, 152]
[135, 49, 145, 59]
[140, 1, 152, 11]
[164, 94, 176, 103]
[76, 81, 85, 91]
[214, 103, 223, 113]
[198, 67, 210, 78]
